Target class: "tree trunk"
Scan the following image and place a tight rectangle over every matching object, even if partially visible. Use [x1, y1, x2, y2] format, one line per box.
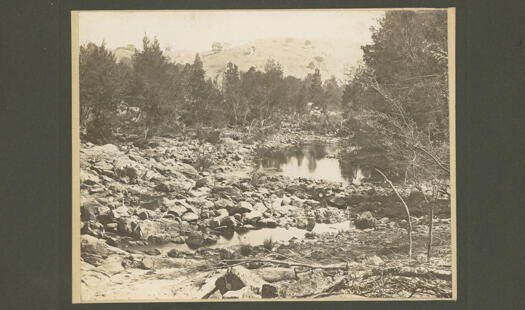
[427, 204, 434, 260]
[375, 168, 413, 261]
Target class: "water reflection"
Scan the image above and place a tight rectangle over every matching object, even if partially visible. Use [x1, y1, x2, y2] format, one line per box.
[259, 142, 381, 185]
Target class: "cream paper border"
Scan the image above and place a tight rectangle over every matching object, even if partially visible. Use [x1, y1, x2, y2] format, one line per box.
[71, 8, 457, 303]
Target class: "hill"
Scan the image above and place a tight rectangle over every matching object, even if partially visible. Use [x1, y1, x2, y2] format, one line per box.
[113, 37, 365, 82]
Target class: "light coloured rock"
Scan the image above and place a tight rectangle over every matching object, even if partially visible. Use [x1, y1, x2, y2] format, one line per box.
[97, 255, 125, 275]
[257, 267, 297, 283]
[252, 202, 268, 213]
[81, 235, 127, 256]
[181, 212, 199, 222]
[222, 287, 259, 299]
[365, 255, 384, 266]
[111, 206, 129, 220]
[243, 210, 262, 224]
[237, 201, 254, 213]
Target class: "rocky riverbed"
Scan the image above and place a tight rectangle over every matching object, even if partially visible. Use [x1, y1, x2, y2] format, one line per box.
[79, 129, 452, 300]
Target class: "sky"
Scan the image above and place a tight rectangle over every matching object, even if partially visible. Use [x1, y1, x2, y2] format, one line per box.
[77, 10, 385, 51]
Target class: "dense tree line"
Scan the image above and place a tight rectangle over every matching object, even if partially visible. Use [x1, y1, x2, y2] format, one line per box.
[342, 10, 450, 182]
[79, 36, 343, 144]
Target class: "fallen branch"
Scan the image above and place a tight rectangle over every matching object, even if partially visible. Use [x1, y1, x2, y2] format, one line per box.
[365, 266, 452, 281]
[375, 168, 413, 261]
[296, 276, 348, 298]
[221, 258, 348, 270]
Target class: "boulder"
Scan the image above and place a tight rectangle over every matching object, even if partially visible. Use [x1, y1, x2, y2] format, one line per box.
[185, 231, 205, 248]
[80, 170, 100, 185]
[203, 234, 219, 245]
[257, 267, 297, 283]
[176, 163, 200, 180]
[223, 287, 259, 299]
[252, 202, 268, 213]
[243, 210, 263, 225]
[111, 206, 129, 220]
[236, 201, 254, 213]
[80, 198, 101, 221]
[355, 211, 378, 230]
[141, 248, 161, 256]
[261, 284, 279, 298]
[117, 217, 135, 235]
[215, 198, 235, 210]
[215, 266, 273, 295]
[364, 255, 384, 266]
[215, 209, 229, 217]
[97, 255, 125, 275]
[166, 201, 188, 217]
[220, 216, 240, 228]
[181, 212, 199, 222]
[96, 205, 112, 223]
[258, 218, 277, 228]
[81, 235, 126, 256]
[133, 220, 163, 240]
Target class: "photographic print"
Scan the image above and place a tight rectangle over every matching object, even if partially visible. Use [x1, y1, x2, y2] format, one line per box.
[72, 8, 455, 302]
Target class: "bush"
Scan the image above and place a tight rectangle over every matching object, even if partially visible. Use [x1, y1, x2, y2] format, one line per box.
[239, 244, 253, 256]
[263, 236, 274, 251]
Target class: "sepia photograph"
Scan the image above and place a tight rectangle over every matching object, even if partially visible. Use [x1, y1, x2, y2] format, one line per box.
[72, 8, 456, 302]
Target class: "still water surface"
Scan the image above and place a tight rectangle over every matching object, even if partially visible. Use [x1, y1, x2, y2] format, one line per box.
[259, 142, 379, 185]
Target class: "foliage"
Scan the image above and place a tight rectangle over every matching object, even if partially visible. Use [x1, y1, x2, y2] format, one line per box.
[79, 34, 346, 144]
[79, 42, 128, 143]
[343, 10, 450, 184]
[263, 236, 274, 251]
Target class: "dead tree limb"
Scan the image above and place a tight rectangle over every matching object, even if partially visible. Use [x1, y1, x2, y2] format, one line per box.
[375, 168, 413, 261]
[221, 258, 348, 270]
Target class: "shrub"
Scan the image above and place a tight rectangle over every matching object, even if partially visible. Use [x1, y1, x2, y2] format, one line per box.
[263, 236, 274, 251]
[239, 244, 253, 256]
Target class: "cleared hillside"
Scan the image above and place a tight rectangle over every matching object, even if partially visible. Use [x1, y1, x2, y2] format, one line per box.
[114, 37, 364, 82]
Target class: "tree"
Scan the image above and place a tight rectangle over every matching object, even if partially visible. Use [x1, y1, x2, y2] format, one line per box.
[182, 53, 209, 125]
[346, 10, 450, 261]
[223, 62, 246, 125]
[323, 76, 343, 111]
[211, 42, 223, 52]
[79, 42, 125, 143]
[308, 68, 324, 110]
[129, 35, 172, 137]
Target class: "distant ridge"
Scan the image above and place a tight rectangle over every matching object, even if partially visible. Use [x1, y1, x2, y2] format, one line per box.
[113, 37, 365, 82]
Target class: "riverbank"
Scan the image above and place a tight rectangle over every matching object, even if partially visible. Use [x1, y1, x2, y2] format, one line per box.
[79, 127, 452, 300]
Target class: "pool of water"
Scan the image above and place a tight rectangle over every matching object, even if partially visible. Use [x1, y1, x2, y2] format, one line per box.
[132, 221, 354, 254]
[258, 142, 380, 185]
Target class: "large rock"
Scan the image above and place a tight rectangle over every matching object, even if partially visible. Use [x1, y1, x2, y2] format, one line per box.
[111, 206, 129, 220]
[133, 220, 163, 240]
[215, 266, 275, 296]
[117, 217, 136, 235]
[185, 231, 205, 248]
[355, 211, 378, 229]
[181, 212, 199, 222]
[97, 255, 125, 275]
[113, 157, 144, 180]
[258, 218, 277, 228]
[243, 210, 263, 225]
[81, 235, 126, 256]
[252, 202, 268, 213]
[80, 170, 100, 185]
[165, 199, 189, 217]
[220, 216, 240, 228]
[236, 201, 254, 214]
[80, 198, 101, 221]
[223, 287, 260, 299]
[257, 267, 297, 283]
[176, 163, 200, 180]
[215, 198, 235, 210]
[329, 193, 347, 208]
